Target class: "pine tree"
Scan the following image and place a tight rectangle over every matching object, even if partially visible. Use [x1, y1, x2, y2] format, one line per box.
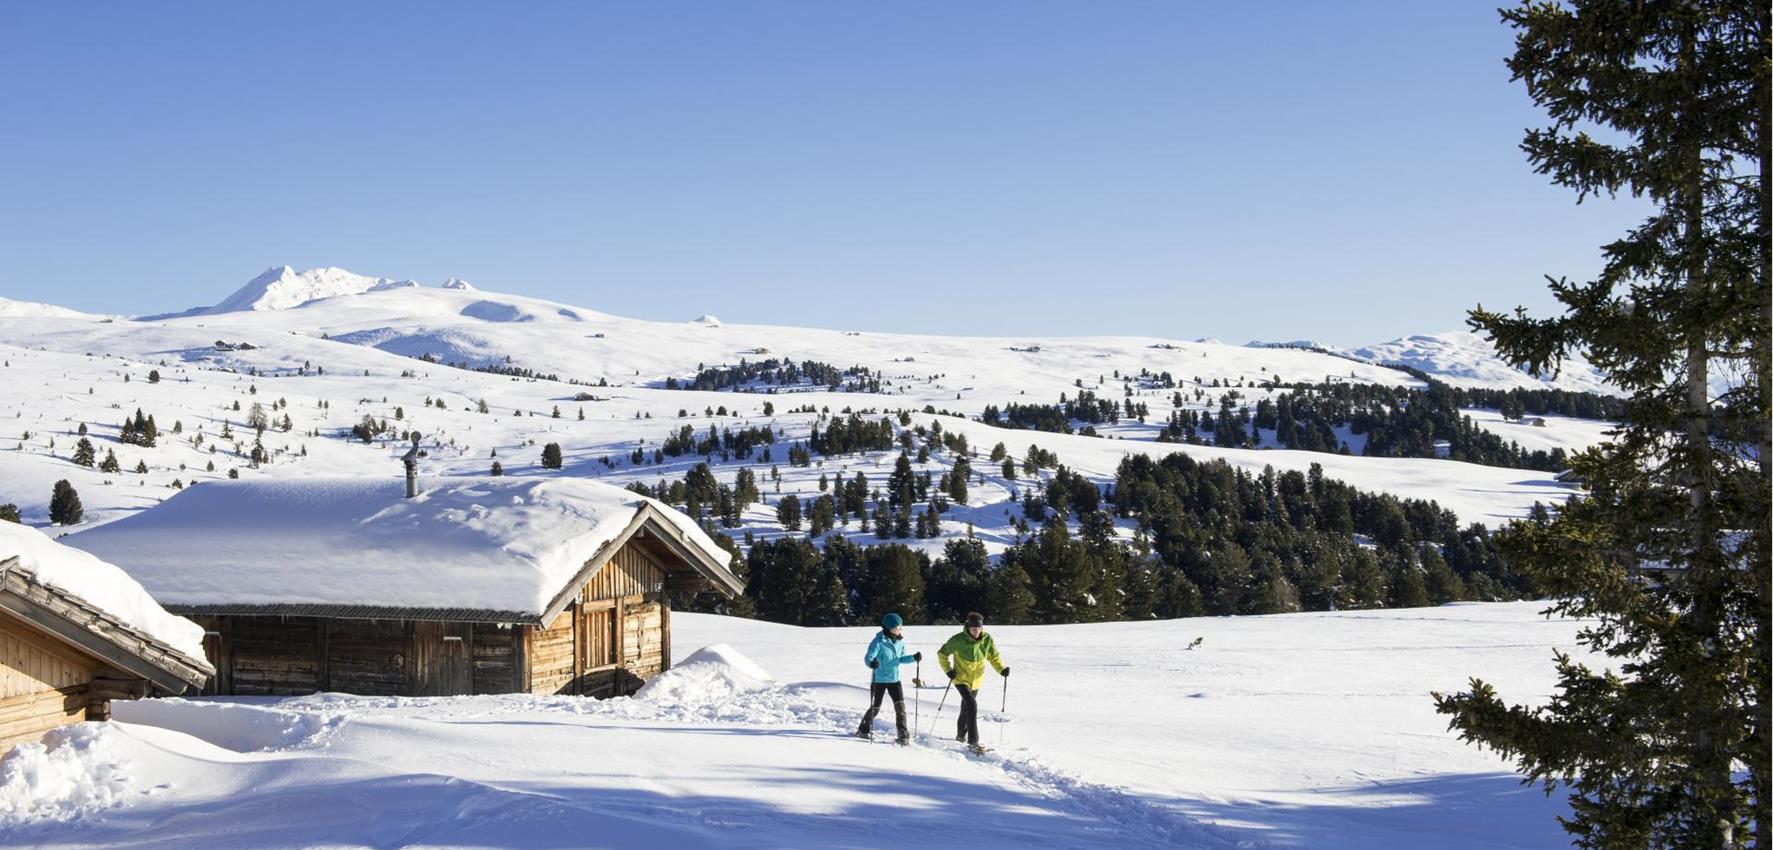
[863, 545, 925, 625]
[540, 442, 563, 470]
[98, 449, 120, 474]
[984, 558, 1035, 624]
[0, 503, 19, 524]
[1438, 4, 1769, 848]
[48, 479, 82, 525]
[490, 460, 504, 476]
[72, 437, 95, 467]
[775, 494, 802, 531]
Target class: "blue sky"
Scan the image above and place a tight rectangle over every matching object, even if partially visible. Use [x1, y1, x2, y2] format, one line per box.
[0, 3, 1645, 345]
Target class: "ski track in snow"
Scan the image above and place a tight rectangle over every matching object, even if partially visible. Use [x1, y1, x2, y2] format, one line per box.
[64, 679, 1242, 850]
[355, 683, 1242, 849]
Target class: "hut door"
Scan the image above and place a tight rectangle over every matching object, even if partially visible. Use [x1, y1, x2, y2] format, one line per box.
[577, 607, 617, 696]
[412, 622, 472, 696]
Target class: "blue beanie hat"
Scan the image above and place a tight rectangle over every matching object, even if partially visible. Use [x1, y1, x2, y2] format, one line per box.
[881, 612, 903, 630]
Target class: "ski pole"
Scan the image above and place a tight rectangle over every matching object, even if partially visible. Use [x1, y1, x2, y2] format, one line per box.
[999, 673, 1008, 747]
[914, 659, 922, 735]
[928, 679, 952, 741]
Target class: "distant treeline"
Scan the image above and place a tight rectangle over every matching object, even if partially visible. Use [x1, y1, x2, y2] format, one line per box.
[652, 440, 1532, 627]
[666, 358, 879, 393]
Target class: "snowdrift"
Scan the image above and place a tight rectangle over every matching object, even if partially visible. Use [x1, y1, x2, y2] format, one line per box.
[635, 643, 776, 706]
[0, 725, 134, 825]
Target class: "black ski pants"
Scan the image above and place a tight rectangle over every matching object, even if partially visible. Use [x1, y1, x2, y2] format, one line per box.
[860, 682, 908, 738]
[955, 683, 981, 745]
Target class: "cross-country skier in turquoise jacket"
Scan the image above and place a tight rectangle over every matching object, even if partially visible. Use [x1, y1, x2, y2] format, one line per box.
[856, 612, 921, 744]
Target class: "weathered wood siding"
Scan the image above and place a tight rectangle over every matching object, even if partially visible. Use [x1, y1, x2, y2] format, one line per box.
[472, 625, 518, 694]
[227, 616, 323, 696]
[0, 616, 100, 752]
[622, 600, 666, 682]
[525, 611, 576, 695]
[326, 619, 408, 696]
[182, 540, 679, 699]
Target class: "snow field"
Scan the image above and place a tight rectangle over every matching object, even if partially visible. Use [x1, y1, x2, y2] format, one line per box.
[1, 602, 1590, 849]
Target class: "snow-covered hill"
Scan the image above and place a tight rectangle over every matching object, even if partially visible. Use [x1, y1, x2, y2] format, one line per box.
[1340, 331, 1614, 394]
[0, 296, 106, 320]
[0, 265, 1621, 543]
[0, 603, 1587, 849]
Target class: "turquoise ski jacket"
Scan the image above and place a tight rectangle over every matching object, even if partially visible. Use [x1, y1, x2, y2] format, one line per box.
[864, 631, 916, 684]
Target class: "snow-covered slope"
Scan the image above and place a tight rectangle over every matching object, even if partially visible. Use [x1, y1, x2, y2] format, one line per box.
[0, 265, 1614, 547]
[1341, 331, 1614, 394]
[0, 296, 105, 320]
[0, 603, 1588, 849]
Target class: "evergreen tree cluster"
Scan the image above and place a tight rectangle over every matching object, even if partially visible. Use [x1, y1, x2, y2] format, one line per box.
[1152, 381, 1620, 471]
[667, 358, 878, 393]
[119, 408, 158, 447]
[658, 423, 778, 460]
[982, 390, 1147, 434]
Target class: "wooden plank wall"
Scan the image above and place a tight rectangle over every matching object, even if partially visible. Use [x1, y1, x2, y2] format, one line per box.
[179, 540, 679, 699]
[525, 611, 576, 695]
[472, 626, 517, 694]
[226, 617, 323, 695]
[198, 616, 523, 697]
[326, 619, 408, 695]
[0, 615, 100, 752]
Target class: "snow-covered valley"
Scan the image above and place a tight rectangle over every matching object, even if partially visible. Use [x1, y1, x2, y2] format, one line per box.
[3, 604, 1583, 850]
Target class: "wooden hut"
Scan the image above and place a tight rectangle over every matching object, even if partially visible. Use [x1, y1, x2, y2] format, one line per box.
[66, 477, 743, 699]
[1, 528, 212, 754]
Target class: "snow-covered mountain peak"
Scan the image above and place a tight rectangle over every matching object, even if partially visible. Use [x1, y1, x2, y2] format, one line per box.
[442, 278, 477, 291]
[207, 266, 406, 314]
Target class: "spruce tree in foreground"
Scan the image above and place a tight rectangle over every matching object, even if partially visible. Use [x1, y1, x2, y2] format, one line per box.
[540, 442, 563, 470]
[48, 480, 82, 525]
[1435, 4, 1768, 848]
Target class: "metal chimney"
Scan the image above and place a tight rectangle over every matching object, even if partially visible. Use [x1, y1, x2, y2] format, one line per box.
[400, 433, 426, 498]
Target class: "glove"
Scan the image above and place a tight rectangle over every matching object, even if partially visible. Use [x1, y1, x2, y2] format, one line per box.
[1002, 667, 1011, 677]
[868, 660, 879, 670]
[913, 652, 923, 662]
[945, 668, 956, 680]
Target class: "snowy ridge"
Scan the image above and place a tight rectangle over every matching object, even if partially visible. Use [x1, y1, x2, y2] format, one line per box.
[0, 296, 104, 320]
[1341, 331, 1616, 394]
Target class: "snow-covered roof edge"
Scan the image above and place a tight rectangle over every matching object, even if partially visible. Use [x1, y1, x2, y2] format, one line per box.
[0, 555, 212, 693]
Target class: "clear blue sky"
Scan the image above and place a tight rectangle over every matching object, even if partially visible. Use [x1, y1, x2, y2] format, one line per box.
[0, 2, 1645, 345]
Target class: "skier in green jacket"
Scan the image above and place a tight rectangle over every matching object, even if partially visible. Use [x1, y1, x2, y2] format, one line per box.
[937, 611, 1008, 753]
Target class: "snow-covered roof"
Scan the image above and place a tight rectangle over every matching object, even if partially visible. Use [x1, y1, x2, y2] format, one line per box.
[0, 521, 210, 673]
[64, 477, 739, 621]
